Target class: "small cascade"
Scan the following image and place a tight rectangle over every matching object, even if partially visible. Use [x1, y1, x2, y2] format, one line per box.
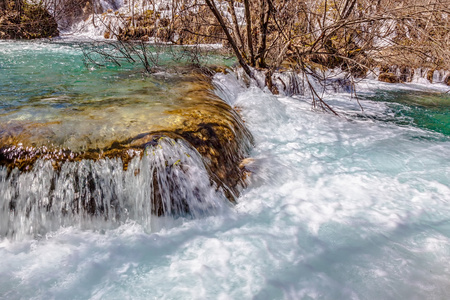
[432, 69, 450, 84]
[273, 71, 307, 96]
[61, 0, 175, 38]
[0, 137, 229, 240]
[0, 42, 254, 240]
[99, 0, 123, 11]
[61, 0, 123, 38]
[387, 66, 449, 84]
[231, 68, 353, 97]
[411, 67, 430, 84]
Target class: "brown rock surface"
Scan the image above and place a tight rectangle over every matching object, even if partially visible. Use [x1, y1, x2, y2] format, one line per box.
[378, 72, 400, 83]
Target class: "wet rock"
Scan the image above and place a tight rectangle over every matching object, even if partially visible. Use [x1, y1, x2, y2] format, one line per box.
[378, 72, 400, 83]
[444, 74, 450, 86]
[427, 69, 435, 83]
[0, 70, 253, 217]
[398, 67, 414, 83]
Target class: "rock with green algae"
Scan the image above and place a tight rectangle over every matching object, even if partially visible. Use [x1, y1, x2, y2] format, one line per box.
[0, 70, 253, 215]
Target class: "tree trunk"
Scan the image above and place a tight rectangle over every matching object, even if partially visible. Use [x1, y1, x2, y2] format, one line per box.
[227, 0, 245, 56]
[341, 0, 357, 19]
[0, 0, 7, 11]
[204, 0, 254, 79]
[132, 0, 135, 27]
[14, 0, 23, 16]
[243, 0, 255, 66]
[256, 0, 270, 68]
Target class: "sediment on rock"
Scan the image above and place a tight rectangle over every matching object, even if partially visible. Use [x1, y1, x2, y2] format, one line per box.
[0, 69, 253, 219]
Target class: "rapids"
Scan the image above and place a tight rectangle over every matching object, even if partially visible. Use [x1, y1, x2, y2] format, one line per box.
[1, 41, 450, 299]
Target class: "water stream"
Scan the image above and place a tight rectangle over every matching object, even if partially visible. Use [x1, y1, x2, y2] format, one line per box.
[1, 41, 449, 299]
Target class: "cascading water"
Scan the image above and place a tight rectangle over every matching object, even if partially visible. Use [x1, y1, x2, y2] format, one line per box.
[0, 40, 250, 240]
[61, 0, 173, 38]
[1, 40, 449, 299]
[0, 137, 229, 240]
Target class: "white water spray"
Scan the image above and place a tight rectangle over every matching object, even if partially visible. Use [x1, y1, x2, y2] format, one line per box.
[0, 138, 228, 240]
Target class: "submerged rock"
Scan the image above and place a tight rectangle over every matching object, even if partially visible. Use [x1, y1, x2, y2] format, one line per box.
[0, 69, 253, 227]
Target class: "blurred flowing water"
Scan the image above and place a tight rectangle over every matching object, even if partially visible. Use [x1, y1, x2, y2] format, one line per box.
[1, 41, 450, 299]
[0, 40, 250, 237]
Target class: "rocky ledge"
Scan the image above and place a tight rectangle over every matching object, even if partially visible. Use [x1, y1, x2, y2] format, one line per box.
[0, 70, 253, 218]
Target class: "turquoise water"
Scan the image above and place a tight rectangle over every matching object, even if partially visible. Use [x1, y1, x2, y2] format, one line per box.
[0, 40, 235, 150]
[1, 41, 450, 299]
[361, 90, 450, 136]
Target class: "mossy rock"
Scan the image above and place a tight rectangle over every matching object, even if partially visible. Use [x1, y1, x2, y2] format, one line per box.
[0, 70, 253, 210]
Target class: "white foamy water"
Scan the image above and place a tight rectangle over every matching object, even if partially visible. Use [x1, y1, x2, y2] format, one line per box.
[1, 73, 450, 299]
[61, 0, 177, 39]
[0, 137, 229, 240]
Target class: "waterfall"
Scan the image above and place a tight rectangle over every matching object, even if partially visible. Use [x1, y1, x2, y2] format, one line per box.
[60, 0, 173, 38]
[0, 137, 229, 240]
